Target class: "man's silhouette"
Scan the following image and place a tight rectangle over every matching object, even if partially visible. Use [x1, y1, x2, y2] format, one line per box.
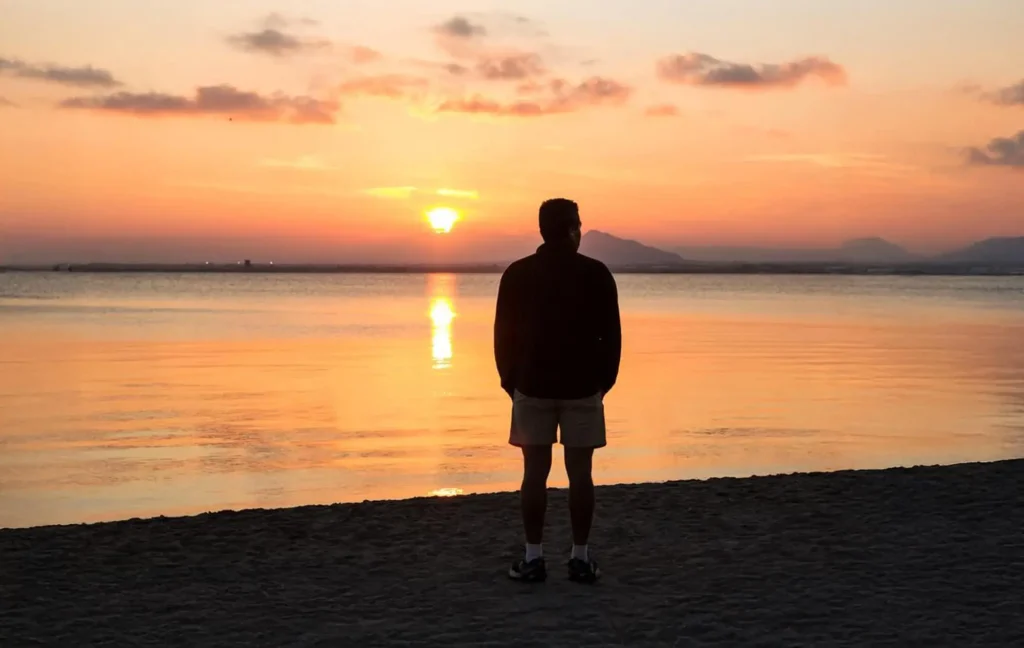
[494, 198, 622, 583]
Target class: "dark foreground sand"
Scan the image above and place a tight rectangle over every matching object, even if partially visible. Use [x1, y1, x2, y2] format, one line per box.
[3, 461, 1024, 647]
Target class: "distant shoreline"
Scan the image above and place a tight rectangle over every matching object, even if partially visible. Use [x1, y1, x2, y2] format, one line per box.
[3, 262, 1024, 276]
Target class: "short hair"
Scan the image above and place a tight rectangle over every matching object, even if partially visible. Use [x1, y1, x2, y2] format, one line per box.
[538, 198, 580, 242]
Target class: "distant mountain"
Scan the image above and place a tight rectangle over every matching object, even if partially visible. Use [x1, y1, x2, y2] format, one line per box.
[941, 237, 1024, 265]
[836, 238, 916, 263]
[672, 238, 915, 264]
[580, 230, 686, 267]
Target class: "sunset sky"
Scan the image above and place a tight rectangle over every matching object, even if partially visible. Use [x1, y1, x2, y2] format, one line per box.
[2, 0, 1023, 263]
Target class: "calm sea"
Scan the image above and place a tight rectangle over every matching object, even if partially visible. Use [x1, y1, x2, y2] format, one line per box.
[2, 272, 1023, 528]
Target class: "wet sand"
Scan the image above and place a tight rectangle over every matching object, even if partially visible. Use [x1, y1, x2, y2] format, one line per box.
[3, 460, 1023, 647]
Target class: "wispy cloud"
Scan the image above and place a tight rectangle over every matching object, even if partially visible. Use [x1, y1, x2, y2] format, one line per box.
[61, 84, 338, 124]
[227, 13, 339, 57]
[330, 15, 626, 119]
[436, 188, 479, 199]
[0, 97, 16, 108]
[657, 53, 846, 89]
[438, 76, 631, 117]
[0, 57, 121, 88]
[227, 29, 329, 57]
[966, 131, 1024, 168]
[432, 16, 489, 60]
[228, 14, 380, 64]
[645, 103, 679, 117]
[983, 79, 1024, 107]
[475, 53, 546, 81]
[346, 46, 383, 65]
[362, 186, 479, 199]
[498, 14, 548, 38]
[338, 74, 430, 99]
[430, 13, 547, 82]
[435, 16, 487, 40]
[264, 13, 319, 30]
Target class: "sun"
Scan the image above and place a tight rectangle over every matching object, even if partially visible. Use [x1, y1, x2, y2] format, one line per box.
[426, 207, 459, 234]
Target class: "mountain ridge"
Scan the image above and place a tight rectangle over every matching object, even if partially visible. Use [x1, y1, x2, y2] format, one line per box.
[580, 231, 1024, 268]
[579, 230, 687, 267]
[939, 237, 1024, 264]
[672, 238, 918, 264]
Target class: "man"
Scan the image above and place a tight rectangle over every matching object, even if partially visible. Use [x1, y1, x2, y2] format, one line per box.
[494, 198, 622, 584]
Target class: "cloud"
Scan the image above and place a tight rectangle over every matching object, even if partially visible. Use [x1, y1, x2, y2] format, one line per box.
[516, 80, 546, 95]
[332, 18, 624, 117]
[501, 14, 548, 38]
[347, 46, 383, 65]
[423, 49, 548, 82]
[657, 53, 847, 89]
[437, 76, 631, 117]
[444, 63, 471, 76]
[338, 74, 430, 99]
[405, 59, 470, 76]
[433, 16, 489, 59]
[436, 188, 479, 199]
[61, 84, 339, 124]
[966, 131, 1024, 168]
[263, 13, 318, 30]
[475, 53, 546, 80]
[645, 103, 679, 117]
[430, 14, 550, 82]
[435, 16, 487, 39]
[985, 80, 1024, 106]
[550, 77, 632, 105]
[0, 57, 120, 88]
[227, 13, 334, 57]
[227, 28, 329, 57]
[363, 186, 479, 200]
[0, 97, 15, 108]
[437, 97, 547, 117]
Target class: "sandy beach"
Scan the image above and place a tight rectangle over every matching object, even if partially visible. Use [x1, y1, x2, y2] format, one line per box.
[2, 460, 1023, 647]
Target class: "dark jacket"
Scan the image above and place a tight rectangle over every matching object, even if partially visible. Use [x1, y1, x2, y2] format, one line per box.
[494, 242, 622, 400]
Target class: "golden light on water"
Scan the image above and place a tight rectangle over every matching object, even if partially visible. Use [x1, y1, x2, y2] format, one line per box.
[426, 206, 459, 234]
[427, 274, 457, 370]
[430, 299, 454, 368]
[427, 487, 464, 497]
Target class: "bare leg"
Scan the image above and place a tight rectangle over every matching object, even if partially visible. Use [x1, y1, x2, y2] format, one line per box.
[564, 447, 595, 546]
[520, 445, 552, 544]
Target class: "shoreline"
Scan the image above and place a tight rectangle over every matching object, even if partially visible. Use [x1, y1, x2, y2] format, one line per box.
[3, 459, 1023, 645]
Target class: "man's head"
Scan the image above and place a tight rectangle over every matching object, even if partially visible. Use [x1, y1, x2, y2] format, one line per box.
[538, 198, 582, 250]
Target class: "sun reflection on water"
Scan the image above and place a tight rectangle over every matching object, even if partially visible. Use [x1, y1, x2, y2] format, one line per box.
[427, 274, 457, 370]
[427, 487, 464, 497]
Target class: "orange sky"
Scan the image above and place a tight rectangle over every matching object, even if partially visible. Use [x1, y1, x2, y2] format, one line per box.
[1, 0, 1023, 263]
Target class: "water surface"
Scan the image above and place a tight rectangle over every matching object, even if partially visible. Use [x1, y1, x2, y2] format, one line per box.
[2, 272, 1023, 528]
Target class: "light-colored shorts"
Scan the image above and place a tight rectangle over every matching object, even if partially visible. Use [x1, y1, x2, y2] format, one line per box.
[509, 389, 606, 449]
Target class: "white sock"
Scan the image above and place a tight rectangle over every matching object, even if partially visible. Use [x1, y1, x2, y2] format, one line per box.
[571, 544, 589, 561]
[524, 543, 543, 562]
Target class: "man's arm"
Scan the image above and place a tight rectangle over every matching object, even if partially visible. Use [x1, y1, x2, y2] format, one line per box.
[597, 266, 622, 396]
[493, 268, 518, 399]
